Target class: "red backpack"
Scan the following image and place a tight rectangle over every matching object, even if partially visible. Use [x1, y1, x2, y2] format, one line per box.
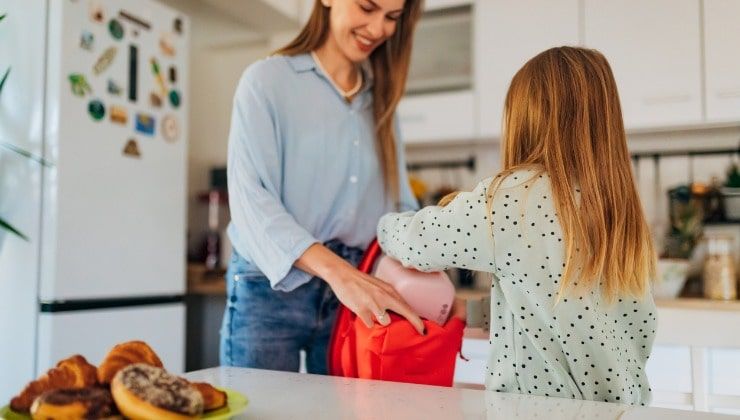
[327, 240, 465, 387]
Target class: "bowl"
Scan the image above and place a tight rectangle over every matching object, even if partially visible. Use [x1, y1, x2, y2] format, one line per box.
[653, 258, 690, 299]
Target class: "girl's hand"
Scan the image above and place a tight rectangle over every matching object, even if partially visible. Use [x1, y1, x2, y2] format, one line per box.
[295, 244, 425, 335]
[450, 297, 467, 322]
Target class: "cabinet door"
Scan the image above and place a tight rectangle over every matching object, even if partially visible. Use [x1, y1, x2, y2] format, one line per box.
[475, 0, 580, 139]
[398, 90, 476, 144]
[583, 0, 702, 129]
[703, 0, 740, 123]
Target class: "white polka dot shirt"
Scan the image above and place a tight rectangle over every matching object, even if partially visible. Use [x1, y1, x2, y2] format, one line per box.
[377, 169, 656, 405]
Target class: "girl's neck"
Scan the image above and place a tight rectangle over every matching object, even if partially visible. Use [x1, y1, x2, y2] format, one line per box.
[314, 39, 361, 92]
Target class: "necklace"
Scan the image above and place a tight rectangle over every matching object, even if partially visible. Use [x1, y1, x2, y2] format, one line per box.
[311, 51, 363, 101]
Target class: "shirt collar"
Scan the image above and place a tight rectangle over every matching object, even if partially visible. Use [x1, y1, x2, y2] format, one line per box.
[285, 53, 375, 88]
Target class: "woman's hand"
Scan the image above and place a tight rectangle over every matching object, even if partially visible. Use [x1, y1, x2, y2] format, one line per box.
[295, 244, 425, 335]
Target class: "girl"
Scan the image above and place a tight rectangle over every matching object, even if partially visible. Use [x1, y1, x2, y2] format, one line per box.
[221, 0, 425, 374]
[377, 46, 657, 405]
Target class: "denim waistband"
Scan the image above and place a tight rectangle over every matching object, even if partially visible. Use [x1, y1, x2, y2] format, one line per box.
[323, 239, 365, 268]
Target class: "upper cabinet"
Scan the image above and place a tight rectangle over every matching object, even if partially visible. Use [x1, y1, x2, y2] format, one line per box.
[583, 0, 703, 129]
[703, 0, 740, 123]
[475, 0, 580, 139]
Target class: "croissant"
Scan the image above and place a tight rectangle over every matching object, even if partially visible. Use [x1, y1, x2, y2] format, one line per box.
[191, 381, 228, 411]
[97, 340, 163, 384]
[10, 354, 97, 413]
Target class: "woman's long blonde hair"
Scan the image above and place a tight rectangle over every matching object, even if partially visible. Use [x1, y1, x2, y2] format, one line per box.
[275, 0, 423, 204]
[493, 46, 655, 301]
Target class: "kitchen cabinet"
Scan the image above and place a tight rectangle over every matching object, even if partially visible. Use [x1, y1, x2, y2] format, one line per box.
[398, 90, 476, 144]
[583, 0, 703, 129]
[703, 0, 740, 123]
[475, 0, 580, 139]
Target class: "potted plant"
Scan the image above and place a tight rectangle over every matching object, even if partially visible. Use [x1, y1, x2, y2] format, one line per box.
[656, 185, 703, 299]
[721, 162, 740, 220]
[0, 12, 52, 249]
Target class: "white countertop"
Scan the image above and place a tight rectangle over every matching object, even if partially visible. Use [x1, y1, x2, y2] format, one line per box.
[184, 367, 736, 419]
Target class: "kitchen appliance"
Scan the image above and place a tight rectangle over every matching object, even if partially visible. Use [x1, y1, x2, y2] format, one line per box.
[0, 0, 189, 402]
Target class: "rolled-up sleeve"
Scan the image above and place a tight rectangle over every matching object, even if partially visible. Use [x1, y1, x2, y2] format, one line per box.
[227, 72, 318, 290]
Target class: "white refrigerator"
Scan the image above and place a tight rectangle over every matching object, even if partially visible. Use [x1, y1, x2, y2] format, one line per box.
[0, 0, 189, 402]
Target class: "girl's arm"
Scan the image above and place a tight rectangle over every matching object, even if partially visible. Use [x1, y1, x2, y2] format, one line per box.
[377, 178, 496, 274]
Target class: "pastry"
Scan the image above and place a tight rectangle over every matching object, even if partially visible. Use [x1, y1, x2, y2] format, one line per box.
[111, 363, 203, 420]
[10, 355, 98, 413]
[30, 386, 118, 420]
[190, 381, 228, 411]
[97, 341, 163, 384]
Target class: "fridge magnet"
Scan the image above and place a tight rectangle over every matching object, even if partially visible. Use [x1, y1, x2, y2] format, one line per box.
[168, 90, 181, 109]
[122, 139, 141, 158]
[168, 66, 177, 84]
[173, 17, 183, 34]
[108, 18, 124, 40]
[119, 10, 151, 30]
[107, 79, 122, 96]
[68, 73, 92, 97]
[89, 1, 104, 23]
[149, 92, 162, 108]
[150, 58, 167, 97]
[93, 46, 117, 75]
[80, 31, 94, 50]
[159, 33, 175, 57]
[128, 45, 138, 102]
[110, 106, 127, 124]
[161, 115, 179, 142]
[135, 113, 155, 136]
[88, 99, 106, 121]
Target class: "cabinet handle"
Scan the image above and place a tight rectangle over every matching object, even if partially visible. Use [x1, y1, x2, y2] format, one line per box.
[717, 89, 740, 99]
[643, 94, 691, 105]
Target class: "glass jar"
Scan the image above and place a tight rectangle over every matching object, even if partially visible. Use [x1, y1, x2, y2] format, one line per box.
[702, 234, 737, 300]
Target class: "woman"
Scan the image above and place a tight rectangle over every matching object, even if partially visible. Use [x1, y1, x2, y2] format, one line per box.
[221, 0, 425, 374]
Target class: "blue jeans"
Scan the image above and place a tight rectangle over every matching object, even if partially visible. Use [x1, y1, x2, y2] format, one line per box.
[219, 240, 364, 374]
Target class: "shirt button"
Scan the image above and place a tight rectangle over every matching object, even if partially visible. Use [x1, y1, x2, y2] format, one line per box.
[350, 176, 358, 183]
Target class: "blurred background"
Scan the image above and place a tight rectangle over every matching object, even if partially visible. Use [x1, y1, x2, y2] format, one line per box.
[1, 0, 739, 415]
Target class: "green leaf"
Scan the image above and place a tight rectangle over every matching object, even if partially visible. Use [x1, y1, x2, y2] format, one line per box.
[0, 67, 9, 96]
[0, 216, 28, 241]
[0, 141, 53, 167]
[0, 14, 6, 23]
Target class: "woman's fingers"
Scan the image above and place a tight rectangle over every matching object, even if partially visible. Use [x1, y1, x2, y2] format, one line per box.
[383, 297, 425, 335]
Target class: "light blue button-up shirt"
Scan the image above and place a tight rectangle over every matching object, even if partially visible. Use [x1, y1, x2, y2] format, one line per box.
[226, 53, 418, 292]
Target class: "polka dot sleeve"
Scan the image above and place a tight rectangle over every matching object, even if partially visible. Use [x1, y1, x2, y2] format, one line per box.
[377, 177, 495, 273]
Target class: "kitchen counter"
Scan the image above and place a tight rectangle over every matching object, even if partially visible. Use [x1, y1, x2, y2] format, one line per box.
[184, 367, 735, 419]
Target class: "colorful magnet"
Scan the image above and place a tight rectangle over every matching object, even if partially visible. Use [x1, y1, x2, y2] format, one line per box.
[149, 92, 162, 108]
[93, 46, 117, 75]
[128, 45, 138, 102]
[88, 99, 105, 121]
[68, 73, 92, 97]
[150, 58, 167, 97]
[159, 33, 175, 57]
[107, 79, 122, 96]
[123, 139, 141, 158]
[110, 106, 127, 124]
[135, 113, 155, 136]
[173, 17, 183, 34]
[108, 18, 124, 40]
[80, 31, 94, 50]
[168, 66, 177, 84]
[89, 1, 104, 23]
[161, 115, 179, 142]
[168, 90, 181, 108]
[119, 10, 151, 30]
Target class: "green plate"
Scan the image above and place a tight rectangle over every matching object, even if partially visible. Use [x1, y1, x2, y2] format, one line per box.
[0, 388, 248, 420]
